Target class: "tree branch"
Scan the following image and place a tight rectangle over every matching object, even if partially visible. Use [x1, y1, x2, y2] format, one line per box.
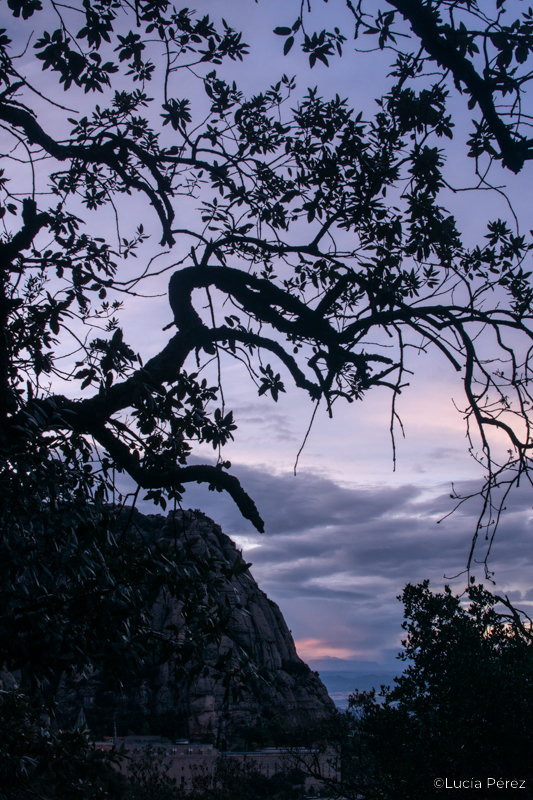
[388, 0, 533, 172]
[90, 423, 265, 531]
[0, 199, 50, 423]
[0, 102, 176, 245]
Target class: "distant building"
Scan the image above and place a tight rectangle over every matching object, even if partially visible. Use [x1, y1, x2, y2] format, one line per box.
[96, 737, 218, 789]
[95, 737, 339, 792]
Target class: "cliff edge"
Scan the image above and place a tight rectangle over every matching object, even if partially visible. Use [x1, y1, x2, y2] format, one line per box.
[55, 509, 334, 743]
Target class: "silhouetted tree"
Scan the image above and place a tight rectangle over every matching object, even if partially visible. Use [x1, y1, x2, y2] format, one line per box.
[347, 581, 533, 799]
[2, 0, 533, 795]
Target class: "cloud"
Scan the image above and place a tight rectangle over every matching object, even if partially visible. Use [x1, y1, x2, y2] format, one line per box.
[161, 460, 533, 663]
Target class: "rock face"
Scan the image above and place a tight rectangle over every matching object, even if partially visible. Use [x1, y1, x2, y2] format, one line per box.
[55, 510, 334, 744]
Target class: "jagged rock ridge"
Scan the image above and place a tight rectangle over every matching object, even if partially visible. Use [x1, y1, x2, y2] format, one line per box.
[55, 509, 334, 743]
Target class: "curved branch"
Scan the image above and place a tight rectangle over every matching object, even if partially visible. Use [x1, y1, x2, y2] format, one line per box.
[0, 102, 176, 245]
[169, 265, 339, 345]
[90, 423, 265, 532]
[211, 325, 322, 399]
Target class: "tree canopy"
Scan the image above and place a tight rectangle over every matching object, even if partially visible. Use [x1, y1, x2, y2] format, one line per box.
[2, 1, 533, 546]
[2, 0, 533, 795]
[346, 581, 533, 799]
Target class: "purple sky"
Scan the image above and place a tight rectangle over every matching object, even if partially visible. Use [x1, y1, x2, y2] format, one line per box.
[9, 0, 533, 666]
[119, 1, 533, 665]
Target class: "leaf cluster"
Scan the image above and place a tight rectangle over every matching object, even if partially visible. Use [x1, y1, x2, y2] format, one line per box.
[275, 0, 533, 173]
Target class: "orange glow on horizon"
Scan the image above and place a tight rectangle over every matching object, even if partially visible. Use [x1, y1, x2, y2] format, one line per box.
[295, 639, 362, 661]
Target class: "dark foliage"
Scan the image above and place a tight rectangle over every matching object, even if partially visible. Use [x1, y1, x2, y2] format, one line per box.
[346, 581, 533, 798]
[112, 747, 307, 800]
[187, 758, 306, 800]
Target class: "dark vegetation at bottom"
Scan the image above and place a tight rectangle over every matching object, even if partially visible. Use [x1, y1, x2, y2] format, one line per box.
[107, 752, 311, 800]
[4, 581, 532, 798]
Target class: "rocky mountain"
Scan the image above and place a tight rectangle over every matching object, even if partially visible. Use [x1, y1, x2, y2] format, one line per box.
[55, 509, 334, 744]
